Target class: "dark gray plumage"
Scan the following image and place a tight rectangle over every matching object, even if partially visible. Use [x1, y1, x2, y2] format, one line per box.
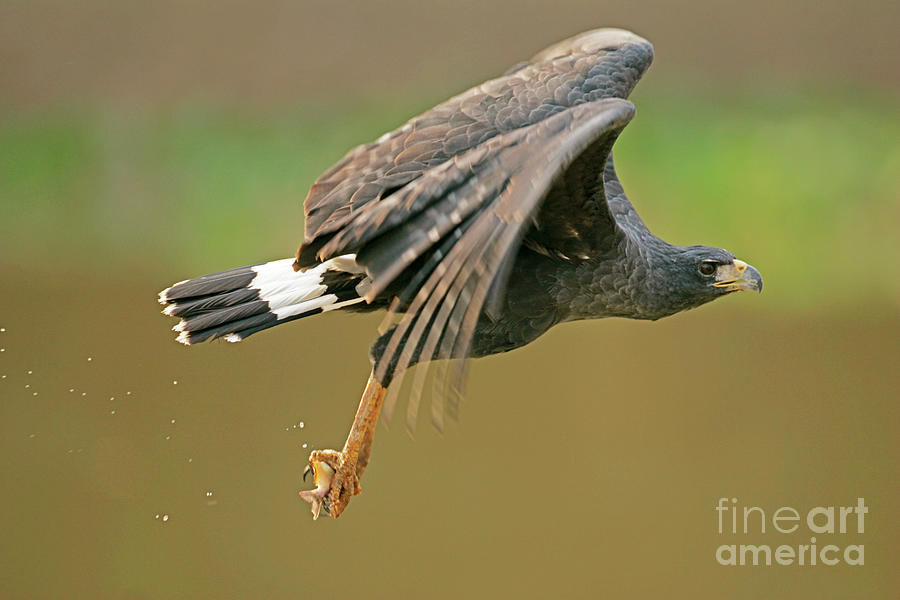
[160, 28, 762, 423]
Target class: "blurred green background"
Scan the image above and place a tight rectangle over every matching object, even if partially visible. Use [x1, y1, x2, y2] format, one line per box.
[1, 1, 898, 599]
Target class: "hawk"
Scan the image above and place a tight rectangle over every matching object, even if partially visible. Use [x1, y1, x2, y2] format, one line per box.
[159, 28, 763, 520]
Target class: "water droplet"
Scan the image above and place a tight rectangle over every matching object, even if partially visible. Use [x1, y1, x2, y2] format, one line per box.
[27, 370, 32, 375]
[165, 435, 171, 440]
[28, 433, 35, 438]
[32, 392, 38, 396]
[25, 384, 30, 388]
[162, 514, 169, 522]
[81, 392, 86, 396]
[205, 491, 213, 497]
[1, 349, 5, 353]
[155, 513, 160, 519]
[126, 391, 132, 395]
[302, 443, 308, 449]
[67, 449, 74, 454]
[109, 396, 115, 401]
[187, 458, 193, 463]
[2, 375, 6, 379]
[298, 421, 305, 428]
[87, 357, 92, 362]
[1, 328, 5, 332]
[170, 419, 176, 424]
[172, 380, 178, 385]
[68, 388, 74, 392]
[110, 410, 116, 415]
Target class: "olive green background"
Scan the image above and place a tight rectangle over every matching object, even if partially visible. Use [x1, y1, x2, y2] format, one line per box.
[1, 1, 898, 598]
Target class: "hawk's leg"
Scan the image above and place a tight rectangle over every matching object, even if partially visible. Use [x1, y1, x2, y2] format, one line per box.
[299, 372, 387, 519]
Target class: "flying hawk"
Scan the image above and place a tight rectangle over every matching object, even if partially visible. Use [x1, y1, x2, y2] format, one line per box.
[159, 28, 763, 520]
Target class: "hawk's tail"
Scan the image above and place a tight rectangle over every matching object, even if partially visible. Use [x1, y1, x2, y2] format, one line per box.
[158, 254, 368, 345]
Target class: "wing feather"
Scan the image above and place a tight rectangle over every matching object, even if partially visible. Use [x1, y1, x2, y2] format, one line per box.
[296, 28, 653, 267]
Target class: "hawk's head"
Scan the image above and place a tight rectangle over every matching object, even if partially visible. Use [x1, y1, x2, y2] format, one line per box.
[646, 245, 763, 317]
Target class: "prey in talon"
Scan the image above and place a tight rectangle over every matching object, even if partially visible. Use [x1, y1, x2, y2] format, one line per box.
[158, 28, 763, 520]
[299, 459, 335, 520]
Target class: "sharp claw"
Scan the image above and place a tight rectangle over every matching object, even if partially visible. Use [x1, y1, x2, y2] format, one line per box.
[302, 464, 312, 482]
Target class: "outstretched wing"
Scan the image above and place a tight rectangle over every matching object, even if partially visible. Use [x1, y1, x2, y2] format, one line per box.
[293, 29, 653, 413]
[321, 99, 635, 388]
[297, 28, 653, 267]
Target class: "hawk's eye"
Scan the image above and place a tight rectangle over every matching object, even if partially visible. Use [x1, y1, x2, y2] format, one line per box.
[698, 261, 717, 276]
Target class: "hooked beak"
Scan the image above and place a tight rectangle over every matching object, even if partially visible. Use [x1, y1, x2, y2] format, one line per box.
[713, 259, 763, 293]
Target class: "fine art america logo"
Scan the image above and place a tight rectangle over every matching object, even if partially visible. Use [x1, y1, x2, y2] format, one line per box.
[715, 497, 867, 566]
